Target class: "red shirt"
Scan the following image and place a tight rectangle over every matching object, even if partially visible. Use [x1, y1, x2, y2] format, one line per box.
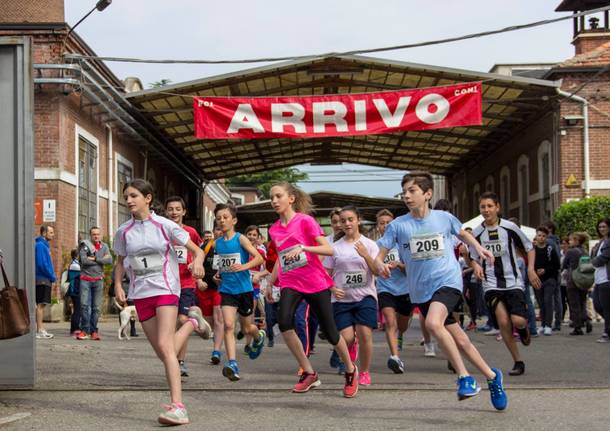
[178, 224, 202, 289]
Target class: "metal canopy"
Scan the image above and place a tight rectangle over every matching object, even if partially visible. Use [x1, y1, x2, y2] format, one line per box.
[235, 190, 408, 228]
[126, 55, 560, 180]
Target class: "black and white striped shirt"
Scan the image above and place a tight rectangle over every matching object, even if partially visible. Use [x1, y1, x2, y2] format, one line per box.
[469, 219, 533, 292]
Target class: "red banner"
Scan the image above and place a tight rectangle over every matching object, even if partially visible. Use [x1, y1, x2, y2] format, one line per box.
[194, 82, 481, 140]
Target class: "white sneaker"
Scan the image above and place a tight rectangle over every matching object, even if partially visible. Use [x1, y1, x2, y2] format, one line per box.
[158, 403, 189, 425]
[543, 326, 552, 336]
[36, 330, 54, 339]
[424, 342, 436, 357]
[484, 328, 500, 336]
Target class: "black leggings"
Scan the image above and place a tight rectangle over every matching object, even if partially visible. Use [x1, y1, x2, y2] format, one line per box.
[278, 287, 340, 346]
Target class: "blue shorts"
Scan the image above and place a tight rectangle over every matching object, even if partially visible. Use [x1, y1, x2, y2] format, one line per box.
[332, 295, 378, 331]
[178, 288, 198, 316]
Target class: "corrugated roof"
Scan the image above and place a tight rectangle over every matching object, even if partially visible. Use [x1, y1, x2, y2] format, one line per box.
[127, 54, 560, 180]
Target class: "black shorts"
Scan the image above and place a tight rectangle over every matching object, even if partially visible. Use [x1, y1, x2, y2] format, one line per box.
[178, 288, 198, 316]
[36, 284, 52, 305]
[220, 292, 254, 317]
[416, 287, 463, 326]
[484, 289, 528, 320]
[378, 292, 413, 317]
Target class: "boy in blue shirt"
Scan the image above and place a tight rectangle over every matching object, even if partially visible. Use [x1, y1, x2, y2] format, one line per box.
[375, 171, 507, 411]
[214, 203, 266, 381]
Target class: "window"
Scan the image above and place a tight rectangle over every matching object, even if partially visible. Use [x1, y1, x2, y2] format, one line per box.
[472, 183, 481, 216]
[116, 159, 133, 225]
[500, 166, 510, 217]
[78, 137, 98, 239]
[485, 175, 495, 192]
[538, 141, 552, 222]
[517, 155, 529, 224]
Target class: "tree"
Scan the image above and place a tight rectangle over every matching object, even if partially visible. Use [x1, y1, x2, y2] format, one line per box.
[149, 79, 172, 88]
[554, 196, 610, 239]
[225, 167, 309, 199]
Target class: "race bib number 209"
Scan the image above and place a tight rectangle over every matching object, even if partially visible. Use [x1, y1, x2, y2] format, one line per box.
[409, 233, 445, 261]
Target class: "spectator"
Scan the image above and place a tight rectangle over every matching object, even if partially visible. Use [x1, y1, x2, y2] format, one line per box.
[559, 238, 570, 323]
[77, 226, 113, 341]
[562, 232, 591, 336]
[35, 224, 56, 339]
[66, 249, 81, 337]
[533, 226, 561, 335]
[591, 218, 610, 343]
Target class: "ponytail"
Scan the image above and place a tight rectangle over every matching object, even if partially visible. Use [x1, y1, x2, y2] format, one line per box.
[272, 181, 313, 215]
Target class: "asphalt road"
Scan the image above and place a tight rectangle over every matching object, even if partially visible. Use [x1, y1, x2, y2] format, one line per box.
[1, 318, 609, 430]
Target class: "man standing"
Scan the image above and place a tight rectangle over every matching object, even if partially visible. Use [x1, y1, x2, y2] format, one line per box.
[77, 227, 113, 340]
[35, 225, 56, 339]
[534, 226, 561, 336]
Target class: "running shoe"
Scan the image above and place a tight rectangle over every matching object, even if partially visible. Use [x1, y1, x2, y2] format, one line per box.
[397, 334, 403, 351]
[178, 360, 188, 377]
[543, 326, 552, 336]
[569, 328, 584, 336]
[466, 321, 477, 331]
[387, 356, 404, 374]
[293, 371, 321, 393]
[596, 334, 610, 343]
[508, 361, 525, 376]
[76, 330, 89, 340]
[222, 360, 240, 381]
[90, 331, 101, 341]
[337, 361, 346, 375]
[348, 339, 359, 362]
[484, 328, 500, 336]
[236, 330, 244, 340]
[517, 327, 531, 346]
[210, 350, 221, 365]
[477, 324, 492, 332]
[329, 350, 341, 369]
[343, 366, 359, 398]
[456, 375, 480, 400]
[487, 368, 508, 411]
[358, 371, 371, 386]
[248, 330, 265, 360]
[267, 339, 274, 348]
[187, 309, 212, 339]
[36, 330, 54, 339]
[424, 342, 436, 357]
[158, 403, 190, 425]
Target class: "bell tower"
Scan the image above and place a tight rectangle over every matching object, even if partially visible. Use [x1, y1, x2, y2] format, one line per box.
[556, 0, 610, 54]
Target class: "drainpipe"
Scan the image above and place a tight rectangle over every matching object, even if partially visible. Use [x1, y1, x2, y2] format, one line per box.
[106, 125, 113, 238]
[557, 89, 590, 198]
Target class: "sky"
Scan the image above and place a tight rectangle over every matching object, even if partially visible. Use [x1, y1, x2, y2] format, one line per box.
[65, 0, 580, 198]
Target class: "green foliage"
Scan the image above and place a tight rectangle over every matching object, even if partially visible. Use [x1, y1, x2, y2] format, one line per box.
[225, 167, 309, 199]
[554, 196, 610, 238]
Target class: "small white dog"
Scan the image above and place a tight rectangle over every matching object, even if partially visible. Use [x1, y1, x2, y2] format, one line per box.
[113, 298, 138, 340]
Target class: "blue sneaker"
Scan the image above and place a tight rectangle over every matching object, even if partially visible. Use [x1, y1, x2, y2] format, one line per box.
[456, 375, 481, 400]
[248, 330, 265, 360]
[337, 361, 346, 375]
[222, 360, 240, 381]
[329, 350, 341, 369]
[477, 324, 492, 332]
[487, 368, 508, 410]
[387, 356, 405, 374]
[210, 350, 221, 365]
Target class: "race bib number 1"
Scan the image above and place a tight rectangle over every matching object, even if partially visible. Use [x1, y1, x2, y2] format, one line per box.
[341, 270, 367, 289]
[218, 253, 241, 273]
[410, 233, 445, 261]
[279, 245, 308, 272]
[130, 253, 163, 275]
[174, 246, 187, 264]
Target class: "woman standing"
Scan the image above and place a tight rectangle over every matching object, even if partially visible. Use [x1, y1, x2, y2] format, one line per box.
[562, 232, 591, 336]
[591, 218, 610, 342]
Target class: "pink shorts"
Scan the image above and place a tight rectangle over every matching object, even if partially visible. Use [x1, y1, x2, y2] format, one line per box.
[133, 294, 179, 322]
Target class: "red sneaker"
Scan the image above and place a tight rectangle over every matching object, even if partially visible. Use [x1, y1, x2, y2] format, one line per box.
[293, 371, 321, 393]
[76, 331, 89, 340]
[91, 331, 101, 341]
[343, 366, 359, 398]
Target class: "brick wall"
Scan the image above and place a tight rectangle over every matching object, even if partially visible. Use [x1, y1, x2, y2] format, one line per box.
[0, 0, 64, 23]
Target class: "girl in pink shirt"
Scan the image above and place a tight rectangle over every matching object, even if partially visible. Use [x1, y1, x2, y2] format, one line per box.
[113, 179, 209, 426]
[267, 182, 359, 398]
[324, 206, 380, 386]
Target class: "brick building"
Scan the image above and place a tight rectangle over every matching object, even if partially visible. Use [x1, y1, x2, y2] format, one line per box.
[0, 1, 229, 287]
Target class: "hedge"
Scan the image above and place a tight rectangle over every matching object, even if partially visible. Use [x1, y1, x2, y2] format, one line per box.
[554, 196, 610, 239]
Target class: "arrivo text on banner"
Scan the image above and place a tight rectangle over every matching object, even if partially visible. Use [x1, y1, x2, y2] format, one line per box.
[193, 82, 482, 140]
